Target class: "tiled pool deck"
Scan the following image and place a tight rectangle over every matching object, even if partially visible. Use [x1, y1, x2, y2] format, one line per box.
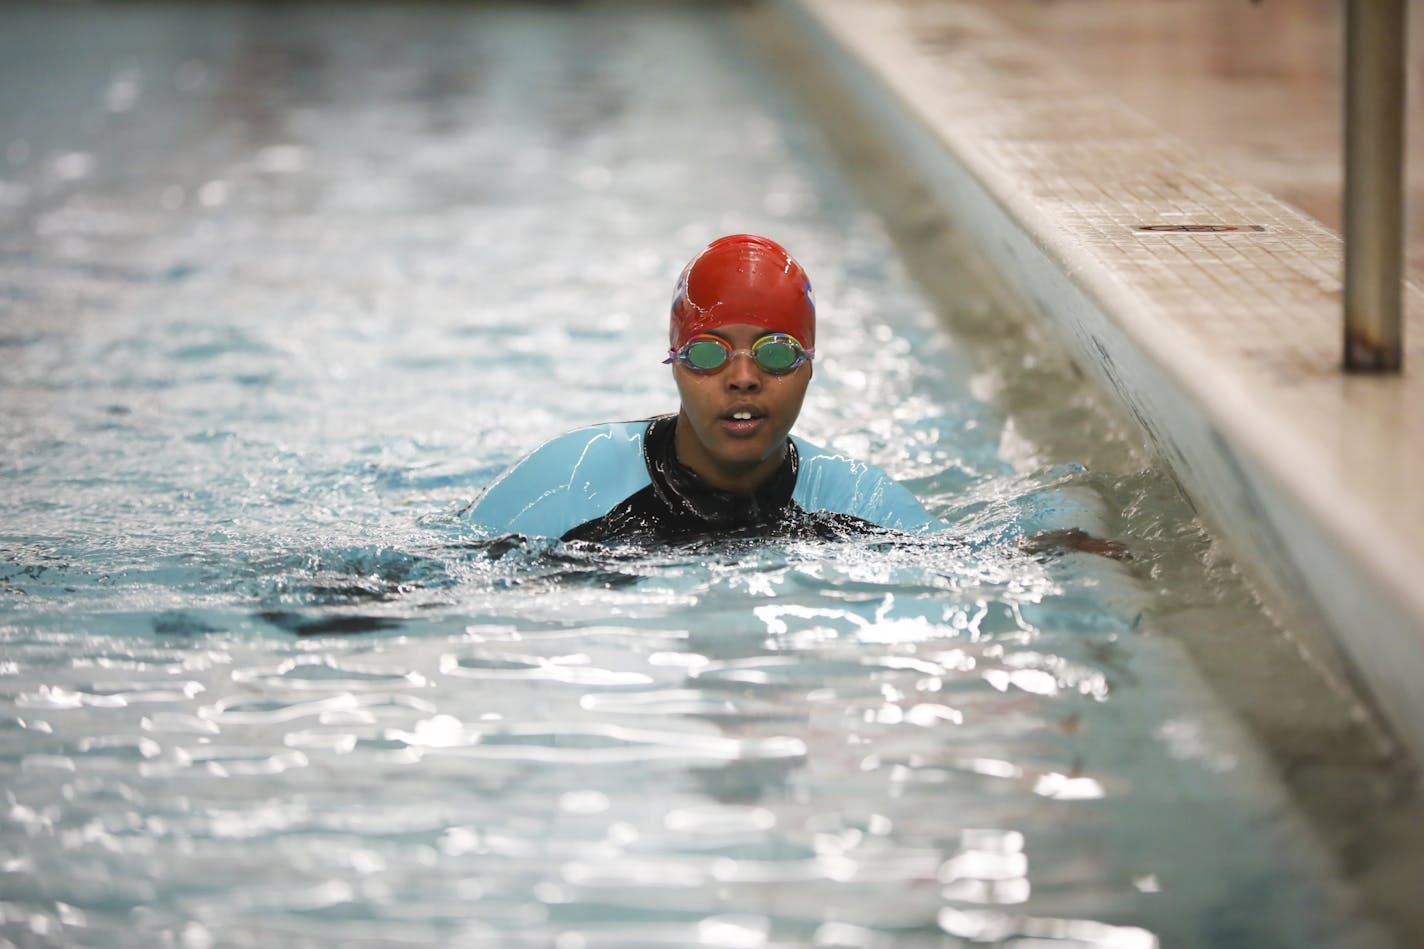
[769, 0, 1424, 937]
[955, 0, 1424, 283]
[777, 0, 1424, 757]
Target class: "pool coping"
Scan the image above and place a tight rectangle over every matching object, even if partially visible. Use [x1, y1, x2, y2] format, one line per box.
[774, 0, 1424, 770]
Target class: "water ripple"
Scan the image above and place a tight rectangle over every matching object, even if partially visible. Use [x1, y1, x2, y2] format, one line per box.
[384, 717, 807, 766]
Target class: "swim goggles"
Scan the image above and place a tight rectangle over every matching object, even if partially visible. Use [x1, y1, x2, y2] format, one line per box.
[663, 333, 814, 375]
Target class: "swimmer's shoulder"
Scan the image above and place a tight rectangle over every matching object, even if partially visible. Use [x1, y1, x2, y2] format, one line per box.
[791, 435, 943, 533]
[464, 418, 656, 538]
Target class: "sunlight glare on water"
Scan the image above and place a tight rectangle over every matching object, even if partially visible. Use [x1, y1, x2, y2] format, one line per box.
[0, 2, 1385, 947]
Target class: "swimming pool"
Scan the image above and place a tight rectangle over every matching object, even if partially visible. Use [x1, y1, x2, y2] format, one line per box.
[0, 2, 1388, 946]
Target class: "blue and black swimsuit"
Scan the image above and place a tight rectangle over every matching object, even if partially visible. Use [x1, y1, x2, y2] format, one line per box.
[465, 414, 942, 544]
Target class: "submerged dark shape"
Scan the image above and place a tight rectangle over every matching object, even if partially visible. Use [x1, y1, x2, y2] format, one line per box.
[1020, 527, 1133, 562]
[151, 610, 224, 637]
[258, 610, 404, 637]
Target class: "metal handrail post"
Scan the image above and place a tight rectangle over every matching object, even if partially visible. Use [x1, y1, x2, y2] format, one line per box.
[1343, 0, 1407, 372]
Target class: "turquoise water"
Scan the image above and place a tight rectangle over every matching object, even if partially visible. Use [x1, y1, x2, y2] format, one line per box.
[0, 3, 1381, 946]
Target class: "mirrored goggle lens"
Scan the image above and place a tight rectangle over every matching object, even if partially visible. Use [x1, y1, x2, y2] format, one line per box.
[752, 337, 800, 372]
[683, 339, 731, 370]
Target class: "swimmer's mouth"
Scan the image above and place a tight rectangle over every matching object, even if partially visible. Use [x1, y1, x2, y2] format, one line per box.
[722, 406, 767, 422]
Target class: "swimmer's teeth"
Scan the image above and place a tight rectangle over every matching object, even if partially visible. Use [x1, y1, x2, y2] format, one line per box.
[732, 411, 753, 420]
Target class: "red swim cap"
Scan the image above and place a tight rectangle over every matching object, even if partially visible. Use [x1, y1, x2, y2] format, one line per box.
[669, 234, 815, 349]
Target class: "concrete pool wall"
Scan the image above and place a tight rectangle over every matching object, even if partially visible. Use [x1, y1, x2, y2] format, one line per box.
[767, 0, 1424, 773]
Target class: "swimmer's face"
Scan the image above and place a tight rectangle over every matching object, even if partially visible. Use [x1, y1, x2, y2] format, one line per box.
[672, 323, 811, 494]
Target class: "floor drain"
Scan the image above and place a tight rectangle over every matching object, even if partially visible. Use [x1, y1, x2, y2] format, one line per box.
[1132, 224, 1266, 233]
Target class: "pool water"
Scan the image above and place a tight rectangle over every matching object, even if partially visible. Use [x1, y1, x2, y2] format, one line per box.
[0, 2, 1385, 946]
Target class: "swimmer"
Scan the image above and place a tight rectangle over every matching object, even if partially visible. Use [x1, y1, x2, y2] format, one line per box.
[464, 233, 942, 544]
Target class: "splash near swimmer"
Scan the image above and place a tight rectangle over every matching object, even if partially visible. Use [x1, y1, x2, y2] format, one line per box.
[465, 234, 942, 543]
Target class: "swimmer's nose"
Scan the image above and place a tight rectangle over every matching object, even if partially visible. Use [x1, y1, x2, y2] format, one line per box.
[724, 351, 762, 391]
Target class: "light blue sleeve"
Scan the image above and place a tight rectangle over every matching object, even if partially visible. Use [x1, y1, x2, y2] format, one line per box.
[790, 436, 945, 533]
[464, 422, 653, 538]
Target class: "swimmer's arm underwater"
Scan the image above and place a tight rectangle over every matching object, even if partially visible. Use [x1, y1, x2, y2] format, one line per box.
[1020, 527, 1131, 560]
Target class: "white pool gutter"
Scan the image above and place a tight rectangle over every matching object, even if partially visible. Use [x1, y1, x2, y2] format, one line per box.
[774, 0, 1424, 769]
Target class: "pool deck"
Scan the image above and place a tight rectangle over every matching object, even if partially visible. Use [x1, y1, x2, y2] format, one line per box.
[765, 1, 1424, 937]
[775, 0, 1424, 767]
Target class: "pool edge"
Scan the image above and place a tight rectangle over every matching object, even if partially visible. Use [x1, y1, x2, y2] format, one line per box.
[770, 0, 1424, 772]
